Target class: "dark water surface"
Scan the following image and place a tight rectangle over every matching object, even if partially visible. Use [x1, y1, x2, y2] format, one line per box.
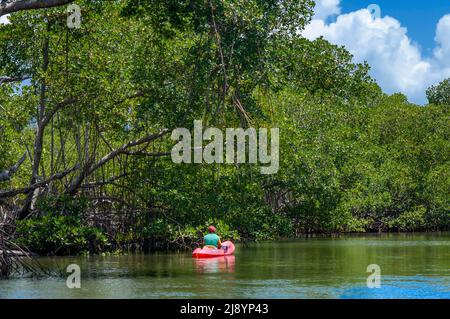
[1, 233, 449, 298]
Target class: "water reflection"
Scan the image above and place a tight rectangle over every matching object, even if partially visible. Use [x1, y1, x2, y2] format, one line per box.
[193, 256, 235, 274]
[1, 233, 448, 298]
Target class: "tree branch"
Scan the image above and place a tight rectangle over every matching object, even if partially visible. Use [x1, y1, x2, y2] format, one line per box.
[41, 97, 77, 127]
[89, 129, 171, 174]
[81, 173, 128, 189]
[0, 0, 74, 17]
[66, 129, 171, 195]
[0, 76, 30, 86]
[0, 153, 27, 182]
[0, 164, 79, 198]
[122, 150, 171, 157]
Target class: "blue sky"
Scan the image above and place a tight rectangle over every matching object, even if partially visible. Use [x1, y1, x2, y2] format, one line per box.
[305, 0, 450, 104]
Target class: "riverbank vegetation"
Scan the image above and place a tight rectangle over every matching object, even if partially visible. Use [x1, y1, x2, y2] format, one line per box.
[0, 1, 448, 258]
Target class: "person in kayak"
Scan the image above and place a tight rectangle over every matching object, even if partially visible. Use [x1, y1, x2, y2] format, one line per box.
[204, 225, 222, 249]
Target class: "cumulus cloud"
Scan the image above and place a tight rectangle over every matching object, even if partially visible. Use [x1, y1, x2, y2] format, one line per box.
[312, 0, 341, 20]
[434, 15, 450, 68]
[0, 14, 10, 25]
[303, 1, 450, 104]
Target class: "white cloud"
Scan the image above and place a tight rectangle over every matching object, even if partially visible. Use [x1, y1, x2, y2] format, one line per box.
[312, 0, 341, 20]
[303, 1, 450, 104]
[0, 14, 10, 25]
[434, 15, 450, 68]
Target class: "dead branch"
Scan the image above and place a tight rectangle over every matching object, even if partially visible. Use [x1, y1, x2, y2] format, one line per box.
[0, 153, 27, 182]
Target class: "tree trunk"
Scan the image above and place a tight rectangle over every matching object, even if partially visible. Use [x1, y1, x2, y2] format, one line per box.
[20, 30, 49, 218]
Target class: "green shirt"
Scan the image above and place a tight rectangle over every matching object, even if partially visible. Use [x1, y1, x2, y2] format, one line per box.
[204, 233, 220, 247]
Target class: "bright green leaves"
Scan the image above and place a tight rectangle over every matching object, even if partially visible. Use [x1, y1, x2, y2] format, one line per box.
[254, 86, 449, 233]
[122, 0, 316, 127]
[427, 78, 450, 106]
[270, 37, 381, 103]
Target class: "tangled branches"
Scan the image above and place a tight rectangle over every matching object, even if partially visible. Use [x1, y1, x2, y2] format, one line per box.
[0, 205, 48, 278]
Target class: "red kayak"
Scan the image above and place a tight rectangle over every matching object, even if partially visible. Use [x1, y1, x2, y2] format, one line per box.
[192, 241, 235, 258]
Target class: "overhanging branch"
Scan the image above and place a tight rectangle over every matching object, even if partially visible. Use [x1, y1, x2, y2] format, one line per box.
[0, 76, 30, 86]
[0, 0, 74, 17]
[0, 164, 79, 198]
[66, 129, 171, 195]
[89, 129, 171, 174]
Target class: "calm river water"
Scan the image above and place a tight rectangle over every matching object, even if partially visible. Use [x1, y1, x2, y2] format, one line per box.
[1, 233, 449, 298]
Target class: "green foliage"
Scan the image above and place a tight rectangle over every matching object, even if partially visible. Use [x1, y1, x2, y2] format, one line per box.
[253, 89, 449, 234]
[16, 213, 108, 255]
[271, 37, 381, 103]
[423, 163, 450, 229]
[141, 218, 241, 249]
[1, 1, 448, 256]
[385, 206, 426, 231]
[427, 78, 450, 106]
[14, 195, 108, 254]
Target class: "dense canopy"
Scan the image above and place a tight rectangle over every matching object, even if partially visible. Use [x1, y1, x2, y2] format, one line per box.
[0, 0, 448, 258]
